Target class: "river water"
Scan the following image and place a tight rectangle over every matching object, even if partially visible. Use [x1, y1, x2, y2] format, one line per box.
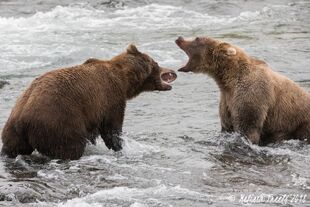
[0, 0, 309, 206]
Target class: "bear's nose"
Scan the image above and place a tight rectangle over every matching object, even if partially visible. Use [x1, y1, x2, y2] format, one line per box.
[177, 36, 184, 41]
[175, 36, 184, 44]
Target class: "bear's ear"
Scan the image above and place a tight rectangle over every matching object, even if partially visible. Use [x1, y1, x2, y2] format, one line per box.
[226, 47, 237, 56]
[126, 44, 141, 55]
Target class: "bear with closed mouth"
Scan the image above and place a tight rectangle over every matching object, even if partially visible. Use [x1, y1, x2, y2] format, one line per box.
[1, 44, 177, 160]
[176, 36, 310, 145]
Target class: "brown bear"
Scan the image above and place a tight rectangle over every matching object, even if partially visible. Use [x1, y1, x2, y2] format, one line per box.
[1, 44, 177, 159]
[176, 36, 310, 145]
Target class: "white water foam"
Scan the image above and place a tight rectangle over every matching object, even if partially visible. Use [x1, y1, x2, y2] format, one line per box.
[37, 169, 65, 180]
[130, 202, 148, 207]
[0, 158, 10, 179]
[58, 184, 210, 207]
[0, 3, 291, 75]
[0, 4, 268, 32]
[83, 134, 161, 158]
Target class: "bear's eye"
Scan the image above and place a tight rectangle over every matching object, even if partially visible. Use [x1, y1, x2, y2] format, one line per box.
[154, 62, 160, 70]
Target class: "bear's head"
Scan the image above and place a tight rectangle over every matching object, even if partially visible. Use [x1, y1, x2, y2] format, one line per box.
[175, 36, 249, 78]
[112, 44, 177, 99]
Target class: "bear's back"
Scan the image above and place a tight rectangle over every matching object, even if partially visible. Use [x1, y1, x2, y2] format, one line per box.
[14, 64, 122, 129]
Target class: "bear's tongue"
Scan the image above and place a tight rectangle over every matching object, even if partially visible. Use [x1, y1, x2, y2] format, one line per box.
[161, 72, 177, 84]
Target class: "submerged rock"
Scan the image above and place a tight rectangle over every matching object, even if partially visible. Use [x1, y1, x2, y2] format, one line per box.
[0, 80, 9, 89]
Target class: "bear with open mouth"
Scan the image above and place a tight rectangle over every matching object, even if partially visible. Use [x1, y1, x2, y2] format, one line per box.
[1, 44, 177, 160]
[176, 36, 310, 145]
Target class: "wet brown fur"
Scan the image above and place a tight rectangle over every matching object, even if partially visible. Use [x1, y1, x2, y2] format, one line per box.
[176, 36, 310, 145]
[1, 45, 175, 159]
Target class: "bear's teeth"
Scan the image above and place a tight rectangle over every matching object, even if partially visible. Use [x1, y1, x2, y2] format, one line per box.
[161, 72, 176, 84]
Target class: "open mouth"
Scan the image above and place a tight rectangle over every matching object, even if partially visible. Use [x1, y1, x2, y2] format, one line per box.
[161, 72, 177, 84]
[159, 71, 177, 90]
[175, 37, 191, 72]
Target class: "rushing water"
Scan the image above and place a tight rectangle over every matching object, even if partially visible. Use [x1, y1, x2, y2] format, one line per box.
[0, 0, 310, 206]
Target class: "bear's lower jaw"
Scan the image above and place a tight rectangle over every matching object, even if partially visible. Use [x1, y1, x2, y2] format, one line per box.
[158, 84, 172, 91]
[178, 66, 191, 72]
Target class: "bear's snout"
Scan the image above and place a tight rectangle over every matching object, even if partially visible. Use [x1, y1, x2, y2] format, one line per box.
[175, 36, 185, 48]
